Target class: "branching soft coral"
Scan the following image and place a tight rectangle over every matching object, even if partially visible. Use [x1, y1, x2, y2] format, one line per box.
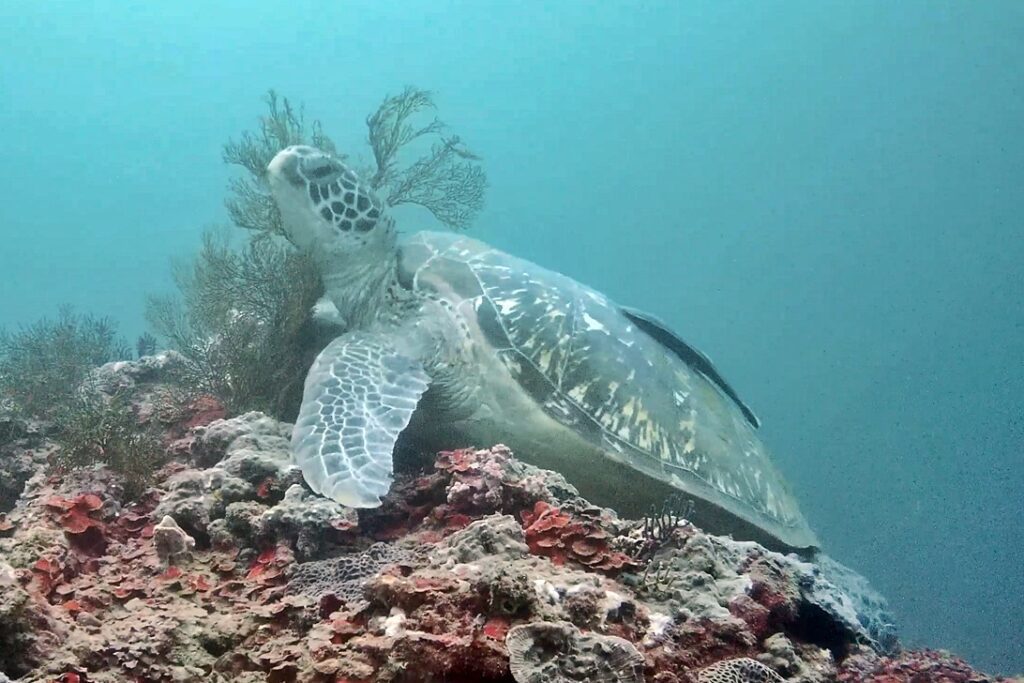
[148, 90, 333, 420]
[367, 86, 487, 230]
[145, 231, 328, 420]
[223, 90, 338, 237]
[52, 392, 166, 500]
[0, 307, 129, 418]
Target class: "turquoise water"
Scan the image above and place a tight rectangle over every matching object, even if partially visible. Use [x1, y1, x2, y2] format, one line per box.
[1, 0, 1021, 672]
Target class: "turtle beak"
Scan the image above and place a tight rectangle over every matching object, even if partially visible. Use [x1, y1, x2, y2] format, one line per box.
[267, 147, 304, 188]
[267, 147, 319, 249]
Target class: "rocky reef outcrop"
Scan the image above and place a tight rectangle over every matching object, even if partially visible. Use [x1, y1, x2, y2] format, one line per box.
[0, 357, 1010, 682]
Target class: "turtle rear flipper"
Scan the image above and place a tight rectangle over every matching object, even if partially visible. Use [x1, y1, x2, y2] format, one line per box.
[292, 333, 430, 508]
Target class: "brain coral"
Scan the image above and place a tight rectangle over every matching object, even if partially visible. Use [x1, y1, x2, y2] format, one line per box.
[697, 657, 784, 683]
[287, 542, 416, 608]
[506, 620, 644, 683]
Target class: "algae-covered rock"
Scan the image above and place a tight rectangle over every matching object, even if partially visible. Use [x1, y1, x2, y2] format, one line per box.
[632, 523, 896, 655]
[185, 411, 290, 468]
[87, 350, 187, 396]
[258, 484, 358, 560]
[0, 564, 61, 678]
[757, 633, 835, 683]
[153, 515, 196, 566]
[152, 412, 302, 547]
[436, 514, 529, 564]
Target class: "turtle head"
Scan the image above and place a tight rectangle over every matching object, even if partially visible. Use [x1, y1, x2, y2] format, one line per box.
[268, 146, 398, 328]
[266, 145, 393, 254]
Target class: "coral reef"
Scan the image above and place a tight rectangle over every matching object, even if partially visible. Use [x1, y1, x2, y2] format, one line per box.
[0, 410, 44, 515]
[836, 647, 1009, 682]
[0, 357, 1009, 682]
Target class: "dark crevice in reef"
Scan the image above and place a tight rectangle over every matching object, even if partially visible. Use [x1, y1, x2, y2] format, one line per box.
[0, 422, 37, 515]
[791, 601, 852, 662]
[0, 595, 39, 679]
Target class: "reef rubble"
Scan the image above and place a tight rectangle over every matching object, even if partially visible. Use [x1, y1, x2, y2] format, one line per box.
[0, 356, 1011, 682]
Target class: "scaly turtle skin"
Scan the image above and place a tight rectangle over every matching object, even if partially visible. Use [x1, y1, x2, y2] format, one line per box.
[267, 145, 818, 552]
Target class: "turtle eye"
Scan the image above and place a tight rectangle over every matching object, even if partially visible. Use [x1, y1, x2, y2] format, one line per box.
[305, 163, 337, 179]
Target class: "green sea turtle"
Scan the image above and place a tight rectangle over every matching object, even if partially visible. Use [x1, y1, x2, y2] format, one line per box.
[266, 145, 818, 552]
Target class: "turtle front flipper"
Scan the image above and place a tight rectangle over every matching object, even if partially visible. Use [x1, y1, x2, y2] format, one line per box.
[292, 333, 430, 508]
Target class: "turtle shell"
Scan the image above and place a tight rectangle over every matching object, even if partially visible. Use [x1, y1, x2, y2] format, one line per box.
[398, 231, 817, 550]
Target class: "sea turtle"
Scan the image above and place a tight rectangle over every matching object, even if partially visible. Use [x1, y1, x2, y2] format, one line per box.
[266, 145, 818, 552]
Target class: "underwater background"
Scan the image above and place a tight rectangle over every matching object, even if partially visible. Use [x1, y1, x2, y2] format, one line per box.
[0, 0, 1020, 673]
